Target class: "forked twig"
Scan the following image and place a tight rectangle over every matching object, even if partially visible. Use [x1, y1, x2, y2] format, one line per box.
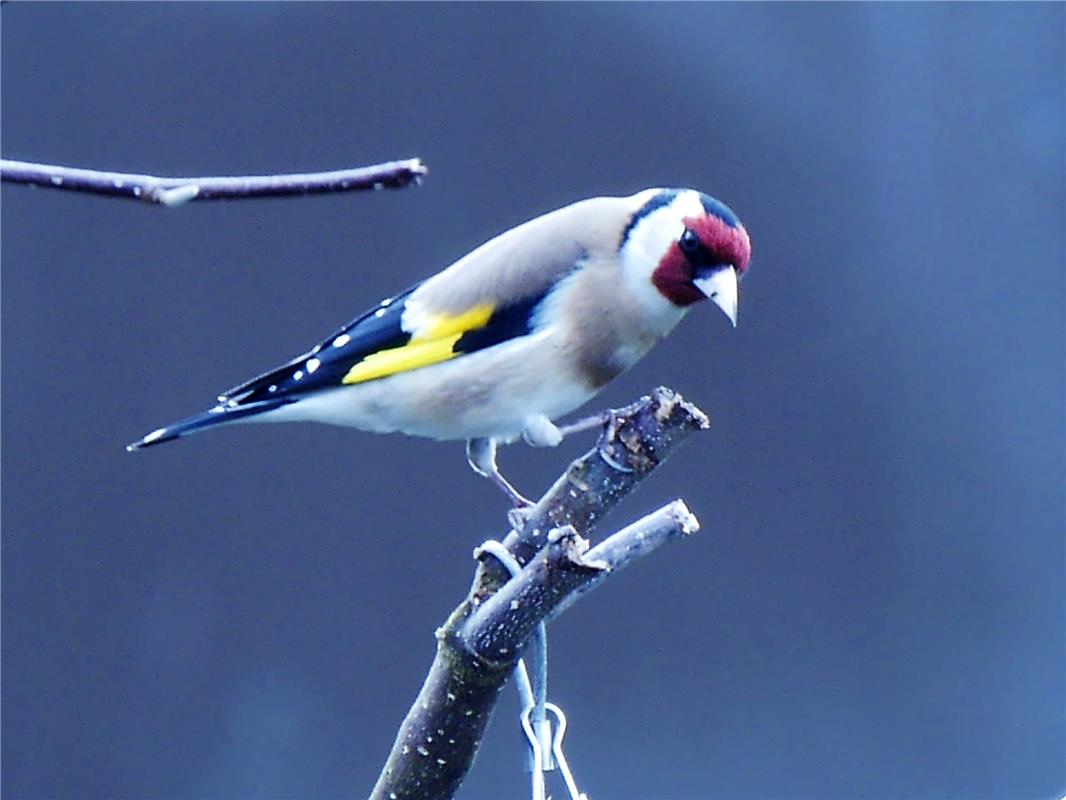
[371, 387, 710, 800]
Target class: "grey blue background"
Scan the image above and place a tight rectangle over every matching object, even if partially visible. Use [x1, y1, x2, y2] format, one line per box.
[2, 4, 1064, 798]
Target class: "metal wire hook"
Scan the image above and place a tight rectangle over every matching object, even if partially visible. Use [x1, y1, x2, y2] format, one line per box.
[475, 538, 587, 800]
[545, 702, 587, 800]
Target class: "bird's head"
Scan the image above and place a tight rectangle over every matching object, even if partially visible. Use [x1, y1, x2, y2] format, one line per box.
[619, 188, 751, 327]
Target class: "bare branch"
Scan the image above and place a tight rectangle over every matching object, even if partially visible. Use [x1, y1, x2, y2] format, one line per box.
[462, 502, 699, 663]
[549, 499, 700, 622]
[477, 385, 710, 596]
[370, 387, 710, 800]
[0, 157, 427, 206]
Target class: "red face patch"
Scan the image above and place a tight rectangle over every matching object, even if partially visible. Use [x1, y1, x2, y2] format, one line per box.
[652, 214, 751, 307]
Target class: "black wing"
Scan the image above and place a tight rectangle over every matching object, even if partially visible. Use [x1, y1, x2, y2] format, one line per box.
[219, 283, 421, 405]
[220, 276, 553, 408]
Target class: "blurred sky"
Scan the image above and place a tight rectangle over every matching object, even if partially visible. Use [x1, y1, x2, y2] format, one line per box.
[2, 4, 1064, 799]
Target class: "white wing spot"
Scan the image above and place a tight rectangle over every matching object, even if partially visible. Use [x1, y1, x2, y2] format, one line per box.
[380, 297, 393, 307]
[293, 370, 304, 381]
[268, 384, 277, 393]
[143, 428, 166, 444]
[374, 308, 387, 318]
[306, 358, 321, 374]
[333, 333, 351, 348]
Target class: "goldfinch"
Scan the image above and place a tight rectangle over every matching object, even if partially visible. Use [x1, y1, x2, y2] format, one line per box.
[128, 188, 752, 505]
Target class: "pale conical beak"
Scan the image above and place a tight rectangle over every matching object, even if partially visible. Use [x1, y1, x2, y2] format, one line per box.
[693, 266, 739, 327]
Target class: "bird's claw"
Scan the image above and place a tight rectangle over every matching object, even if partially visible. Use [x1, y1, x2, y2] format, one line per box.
[507, 502, 536, 531]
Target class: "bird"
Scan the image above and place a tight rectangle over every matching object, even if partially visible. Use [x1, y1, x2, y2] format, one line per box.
[128, 188, 752, 507]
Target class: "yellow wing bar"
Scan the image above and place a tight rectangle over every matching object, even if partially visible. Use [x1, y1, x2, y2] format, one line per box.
[342, 304, 494, 385]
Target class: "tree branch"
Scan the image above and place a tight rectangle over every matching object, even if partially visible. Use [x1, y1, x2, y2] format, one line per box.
[0, 157, 427, 206]
[462, 502, 699, 663]
[370, 387, 710, 800]
[476, 385, 710, 597]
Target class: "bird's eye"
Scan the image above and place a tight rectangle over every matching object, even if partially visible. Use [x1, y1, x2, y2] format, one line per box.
[679, 228, 701, 257]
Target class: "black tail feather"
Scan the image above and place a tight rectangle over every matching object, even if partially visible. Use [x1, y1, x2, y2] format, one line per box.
[126, 398, 294, 451]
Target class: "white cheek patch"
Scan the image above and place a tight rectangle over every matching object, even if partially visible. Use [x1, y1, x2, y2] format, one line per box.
[621, 208, 680, 279]
[619, 190, 705, 279]
[618, 190, 705, 312]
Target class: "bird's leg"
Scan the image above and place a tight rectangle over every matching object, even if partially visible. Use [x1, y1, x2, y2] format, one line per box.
[466, 437, 535, 517]
[521, 415, 564, 448]
[521, 411, 608, 444]
[554, 411, 610, 439]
